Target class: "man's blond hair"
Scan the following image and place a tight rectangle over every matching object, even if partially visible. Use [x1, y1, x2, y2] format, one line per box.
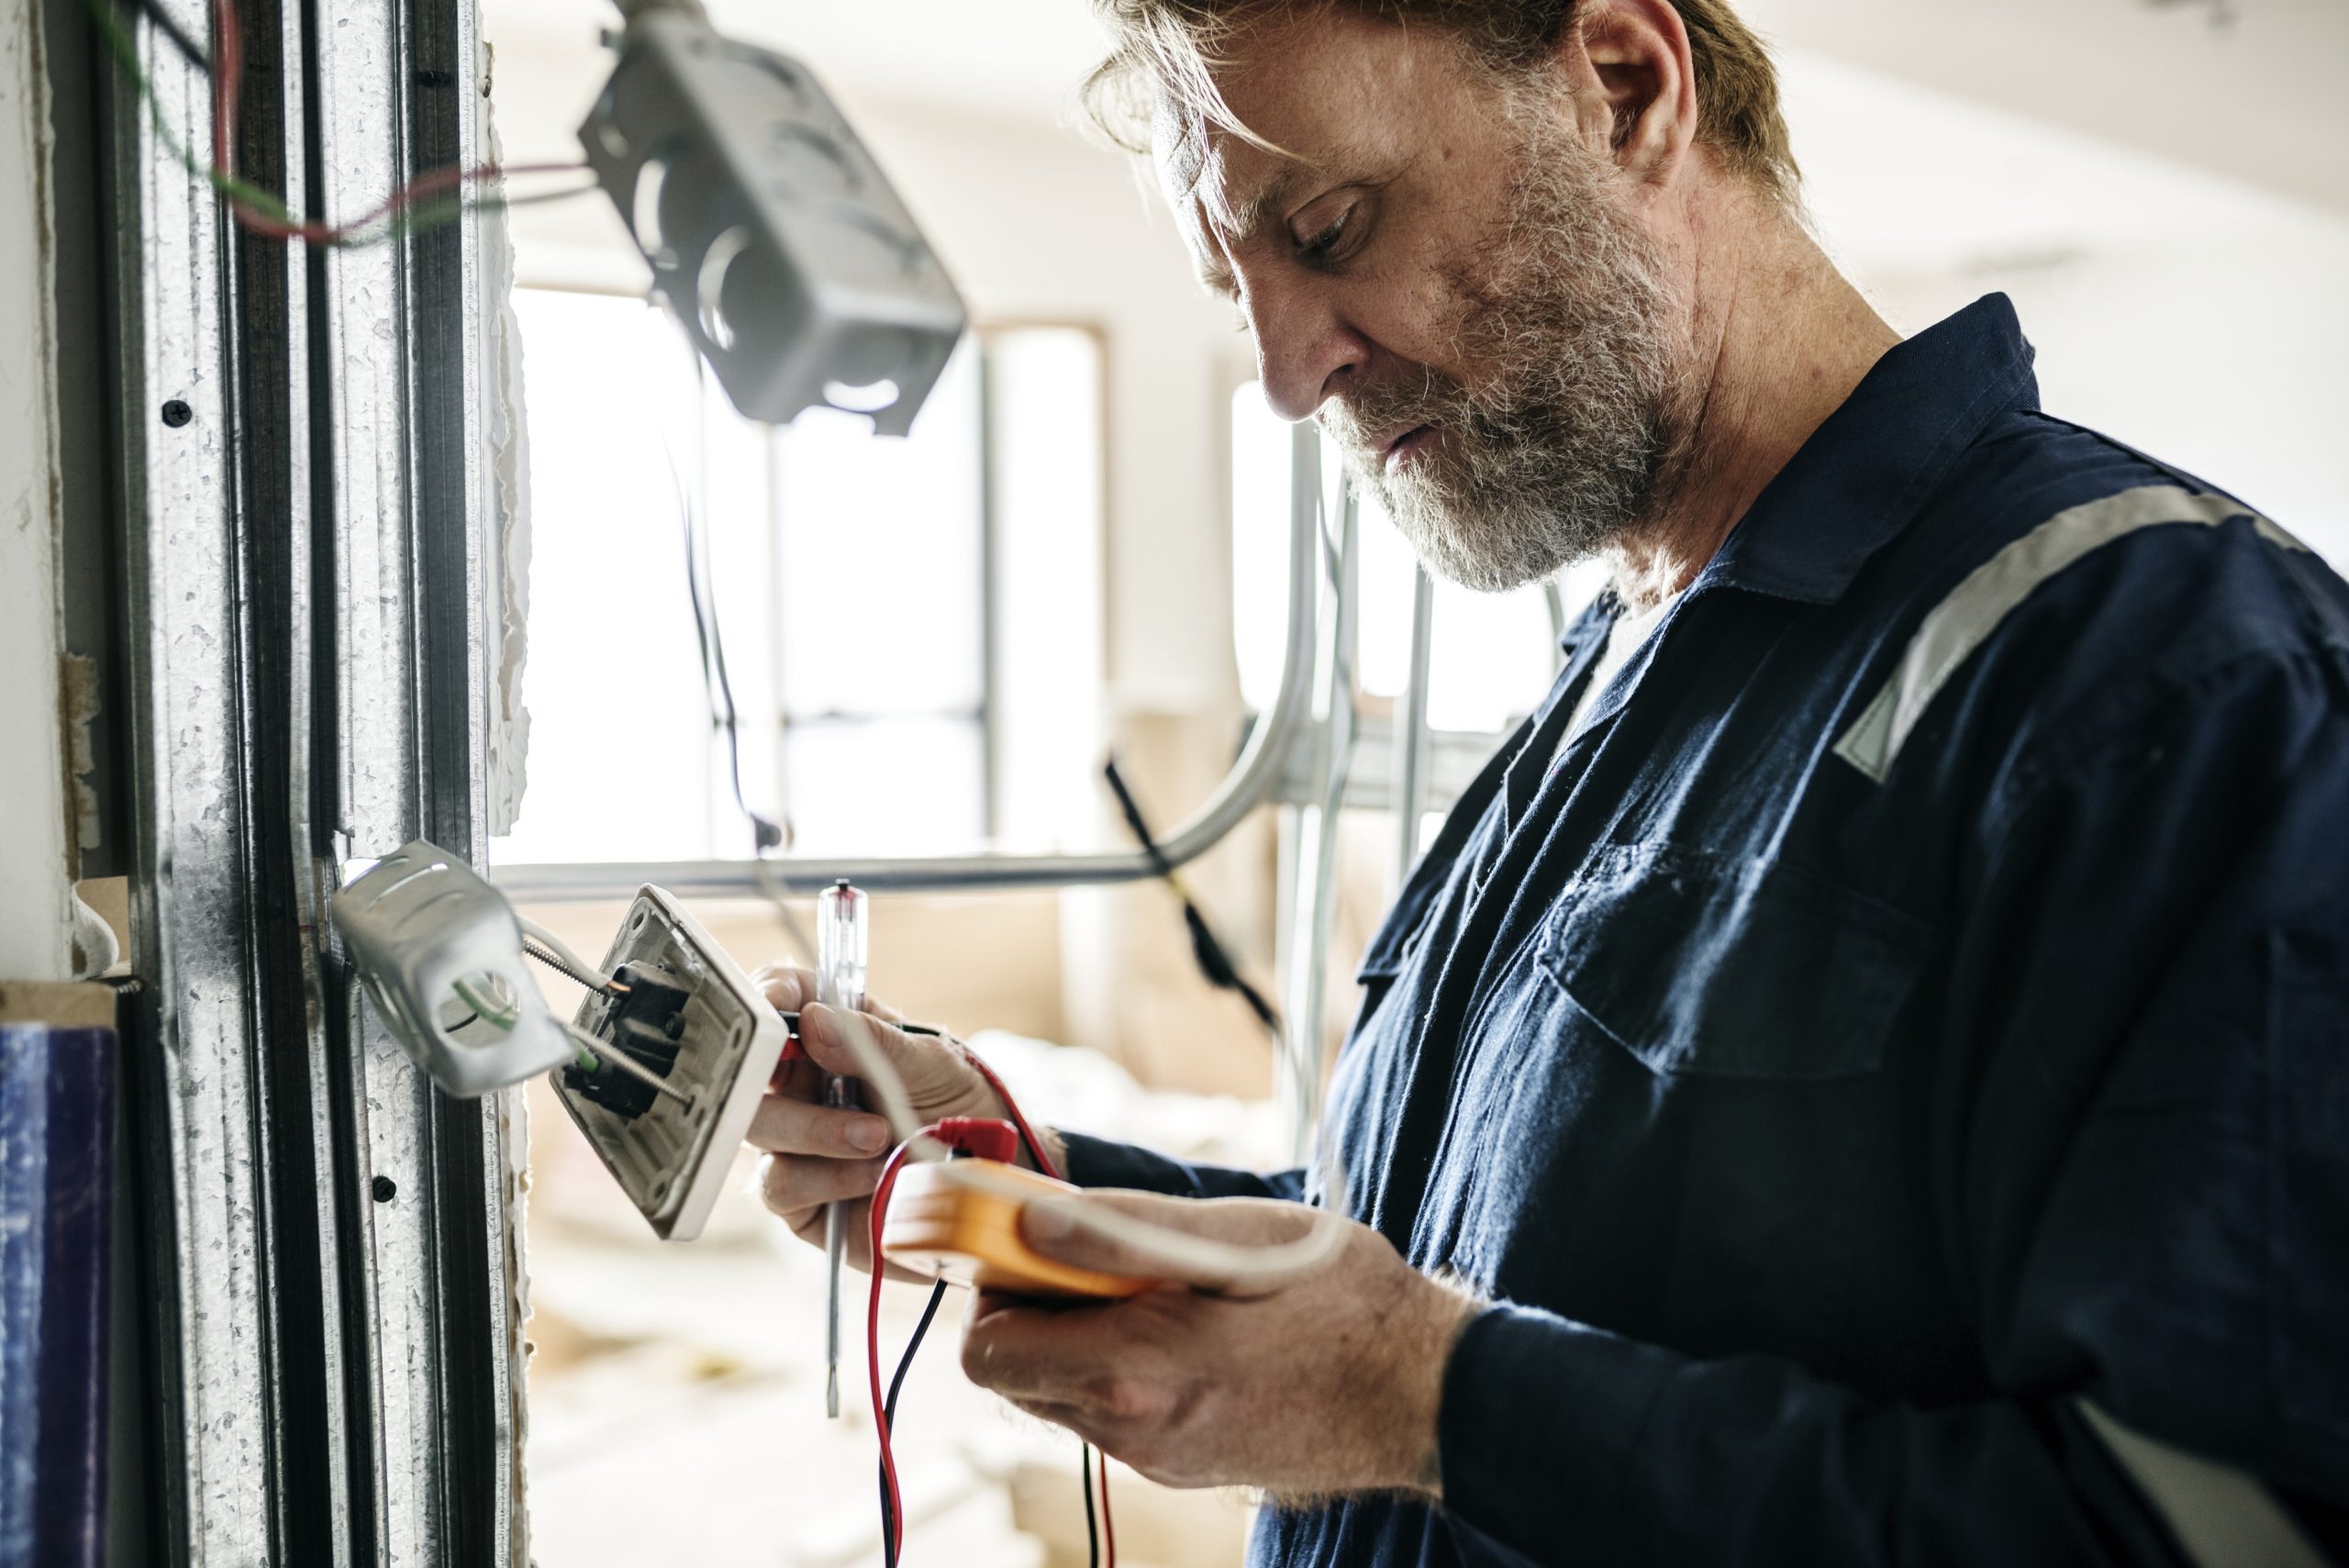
[1082, 0, 1798, 201]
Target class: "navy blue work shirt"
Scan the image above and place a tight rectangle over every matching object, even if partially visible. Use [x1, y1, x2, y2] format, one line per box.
[1058, 295, 2349, 1566]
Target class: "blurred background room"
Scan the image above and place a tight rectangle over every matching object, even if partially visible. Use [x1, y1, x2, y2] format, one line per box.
[468, 1, 2349, 1562]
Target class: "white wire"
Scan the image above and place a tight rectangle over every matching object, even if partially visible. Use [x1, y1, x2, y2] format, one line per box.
[937, 1159, 1348, 1293]
[826, 1008, 1350, 1292]
[518, 916, 618, 991]
[562, 1019, 692, 1107]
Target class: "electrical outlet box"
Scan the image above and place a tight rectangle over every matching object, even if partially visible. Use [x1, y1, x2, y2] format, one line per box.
[334, 840, 577, 1098]
[552, 885, 785, 1240]
[579, 12, 966, 434]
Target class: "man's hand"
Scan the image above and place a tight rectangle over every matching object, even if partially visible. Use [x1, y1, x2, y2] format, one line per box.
[745, 964, 1061, 1278]
[960, 1191, 1484, 1499]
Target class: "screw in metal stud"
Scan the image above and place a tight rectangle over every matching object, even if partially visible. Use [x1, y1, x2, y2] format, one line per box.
[161, 399, 194, 428]
[372, 1174, 397, 1204]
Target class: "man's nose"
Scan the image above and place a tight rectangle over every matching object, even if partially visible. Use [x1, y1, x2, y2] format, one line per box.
[1248, 279, 1369, 424]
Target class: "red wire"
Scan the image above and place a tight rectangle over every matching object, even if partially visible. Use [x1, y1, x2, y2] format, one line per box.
[958, 1046, 1061, 1181]
[1101, 1453, 1117, 1568]
[206, 0, 582, 244]
[212, 0, 239, 174]
[953, 1054, 1113, 1563]
[867, 1064, 1115, 1565]
[868, 1142, 919, 1562]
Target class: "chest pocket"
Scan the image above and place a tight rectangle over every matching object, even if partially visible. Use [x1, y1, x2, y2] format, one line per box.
[1437, 840, 1938, 1365]
[1537, 840, 1932, 1080]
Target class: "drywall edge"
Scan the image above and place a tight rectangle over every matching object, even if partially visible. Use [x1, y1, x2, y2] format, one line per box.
[0, 0, 74, 983]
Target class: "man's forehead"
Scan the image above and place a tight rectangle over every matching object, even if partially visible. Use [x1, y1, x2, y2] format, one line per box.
[1152, 94, 1210, 209]
[1158, 109, 1319, 253]
[1149, 25, 1427, 249]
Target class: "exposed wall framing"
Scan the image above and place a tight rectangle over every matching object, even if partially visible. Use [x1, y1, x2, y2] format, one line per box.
[99, 0, 523, 1560]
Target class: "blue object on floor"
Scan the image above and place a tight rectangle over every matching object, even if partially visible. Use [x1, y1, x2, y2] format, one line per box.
[0, 1013, 117, 1568]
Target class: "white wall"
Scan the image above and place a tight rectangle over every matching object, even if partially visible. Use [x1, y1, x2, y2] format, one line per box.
[0, 0, 72, 982]
[848, 101, 1247, 712]
[1786, 48, 2349, 565]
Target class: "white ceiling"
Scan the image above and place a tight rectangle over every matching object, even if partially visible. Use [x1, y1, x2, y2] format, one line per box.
[483, 0, 1113, 139]
[1741, 0, 2349, 219]
[489, 0, 2348, 215]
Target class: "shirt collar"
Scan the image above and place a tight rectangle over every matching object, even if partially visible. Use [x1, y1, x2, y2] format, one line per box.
[1694, 293, 2040, 606]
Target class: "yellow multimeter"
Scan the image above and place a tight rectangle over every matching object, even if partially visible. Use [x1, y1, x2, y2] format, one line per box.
[880, 1159, 1157, 1300]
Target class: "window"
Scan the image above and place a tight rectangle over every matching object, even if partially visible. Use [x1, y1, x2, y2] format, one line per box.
[1228, 383, 1573, 738]
[492, 290, 1104, 870]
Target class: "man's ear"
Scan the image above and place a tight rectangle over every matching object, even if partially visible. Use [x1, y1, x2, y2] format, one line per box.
[1565, 0, 1698, 187]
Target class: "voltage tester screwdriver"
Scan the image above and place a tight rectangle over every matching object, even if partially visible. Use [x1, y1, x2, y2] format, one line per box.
[816, 879, 869, 1418]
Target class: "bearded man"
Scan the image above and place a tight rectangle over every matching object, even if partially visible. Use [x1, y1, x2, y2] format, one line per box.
[747, 2, 2349, 1562]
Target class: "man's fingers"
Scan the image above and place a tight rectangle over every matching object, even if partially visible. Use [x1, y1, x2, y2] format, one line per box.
[1018, 1192, 1319, 1289]
[753, 964, 907, 1022]
[755, 1151, 886, 1218]
[959, 1295, 1136, 1407]
[798, 1004, 953, 1102]
[751, 964, 817, 1014]
[768, 1053, 820, 1099]
[1002, 1396, 1119, 1452]
[745, 1093, 893, 1158]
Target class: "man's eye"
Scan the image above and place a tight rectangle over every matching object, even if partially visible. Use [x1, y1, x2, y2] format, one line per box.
[1298, 209, 1352, 261]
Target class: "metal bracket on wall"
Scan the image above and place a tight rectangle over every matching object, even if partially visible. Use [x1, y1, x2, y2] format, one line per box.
[1274, 450, 1358, 1162]
[102, 0, 524, 1560]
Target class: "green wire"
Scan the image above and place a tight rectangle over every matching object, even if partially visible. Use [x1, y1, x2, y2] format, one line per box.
[449, 976, 600, 1072]
[85, 0, 587, 249]
[451, 977, 518, 1029]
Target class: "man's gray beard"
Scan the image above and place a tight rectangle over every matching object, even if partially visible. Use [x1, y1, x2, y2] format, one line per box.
[1326, 117, 1687, 594]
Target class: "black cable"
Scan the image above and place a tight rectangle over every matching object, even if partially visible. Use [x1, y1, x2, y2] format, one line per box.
[676, 469, 785, 853]
[877, 1278, 949, 1568]
[1101, 756, 1282, 1037]
[495, 179, 607, 212]
[885, 1280, 946, 1432]
[692, 514, 779, 851]
[1081, 1443, 1100, 1568]
[124, 0, 208, 72]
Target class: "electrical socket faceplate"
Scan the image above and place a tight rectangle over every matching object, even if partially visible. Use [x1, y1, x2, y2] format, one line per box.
[553, 885, 786, 1240]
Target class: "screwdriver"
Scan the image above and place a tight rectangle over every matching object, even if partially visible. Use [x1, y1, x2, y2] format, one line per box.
[815, 879, 869, 1419]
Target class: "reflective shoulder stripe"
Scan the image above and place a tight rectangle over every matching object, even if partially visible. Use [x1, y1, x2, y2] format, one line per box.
[2076, 1399, 2334, 1568]
[1834, 485, 2309, 783]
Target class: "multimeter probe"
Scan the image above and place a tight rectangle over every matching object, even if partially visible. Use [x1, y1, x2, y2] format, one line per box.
[865, 1101, 1134, 1568]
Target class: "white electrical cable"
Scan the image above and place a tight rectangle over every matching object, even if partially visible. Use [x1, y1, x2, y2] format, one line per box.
[826, 1009, 1350, 1293]
[945, 1157, 1348, 1294]
[518, 916, 619, 991]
